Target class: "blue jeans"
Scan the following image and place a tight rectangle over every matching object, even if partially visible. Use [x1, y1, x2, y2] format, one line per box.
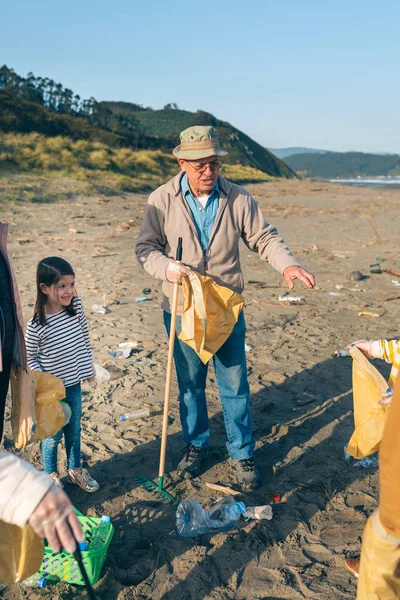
[41, 383, 82, 474]
[164, 310, 254, 460]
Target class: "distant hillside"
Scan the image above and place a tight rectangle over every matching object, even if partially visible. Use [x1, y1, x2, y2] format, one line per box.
[285, 151, 400, 178]
[103, 102, 297, 178]
[0, 65, 297, 180]
[268, 147, 331, 159]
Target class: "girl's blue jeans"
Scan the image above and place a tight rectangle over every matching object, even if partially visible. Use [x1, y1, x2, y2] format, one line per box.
[41, 382, 82, 474]
[163, 310, 254, 460]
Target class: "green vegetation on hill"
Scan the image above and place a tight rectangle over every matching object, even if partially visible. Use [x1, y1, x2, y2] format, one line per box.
[103, 102, 296, 178]
[285, 151, 400, 178]
[0, 133, 273, 198]
[0, 65, 297, 182]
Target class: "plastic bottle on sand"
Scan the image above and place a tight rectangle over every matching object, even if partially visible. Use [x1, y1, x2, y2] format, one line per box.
[21, 573, 48, 588]
[176, 498, 246, 537]
[93, 362, 111, 382]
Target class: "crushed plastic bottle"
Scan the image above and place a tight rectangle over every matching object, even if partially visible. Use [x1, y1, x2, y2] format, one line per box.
[243, 505, 273, 520]
[93, 362, 111, 382]
[91, 304, 109, 314]
[334, 348, 351, 358]
[21, 572, 48, 587]
[176, 498, 246, 537]
[344, 444, 379, 468]
[90, 515, 111, 549]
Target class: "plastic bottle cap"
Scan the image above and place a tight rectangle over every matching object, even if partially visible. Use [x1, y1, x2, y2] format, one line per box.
[78, 541, 87, 551]
[120, 415, 126, 421]
[272, 493, 281, 503]
[38, 577, 48, 588]
[101, 515, 111, 523]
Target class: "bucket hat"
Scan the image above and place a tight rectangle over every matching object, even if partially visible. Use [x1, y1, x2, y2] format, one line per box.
[173, 126, 228, 160]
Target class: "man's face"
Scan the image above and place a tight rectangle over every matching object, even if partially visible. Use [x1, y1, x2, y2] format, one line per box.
[178, 155, 221, 195]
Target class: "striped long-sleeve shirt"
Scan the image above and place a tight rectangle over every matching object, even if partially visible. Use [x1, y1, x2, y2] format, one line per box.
[370, 339, 400, 388]
[25, 297, 94, 387]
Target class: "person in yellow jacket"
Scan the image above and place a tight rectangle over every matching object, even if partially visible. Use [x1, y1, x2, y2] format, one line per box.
[355, 371, 400, 599]
[345, 337, 398, 579]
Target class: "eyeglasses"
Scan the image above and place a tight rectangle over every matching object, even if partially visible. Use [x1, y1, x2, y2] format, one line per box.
[185, 159, 222, 174]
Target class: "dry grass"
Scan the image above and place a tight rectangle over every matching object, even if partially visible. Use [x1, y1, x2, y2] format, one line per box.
[0, 132, 274, 200]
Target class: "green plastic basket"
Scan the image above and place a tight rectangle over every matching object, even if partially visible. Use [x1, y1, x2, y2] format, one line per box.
[39, 510, 114, 586]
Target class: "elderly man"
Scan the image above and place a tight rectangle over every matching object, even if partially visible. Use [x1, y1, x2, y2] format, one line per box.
[136, 126, 314, 490]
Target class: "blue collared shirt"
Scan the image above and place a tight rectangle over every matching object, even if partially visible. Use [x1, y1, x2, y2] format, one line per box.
[181, 173, 219, 256]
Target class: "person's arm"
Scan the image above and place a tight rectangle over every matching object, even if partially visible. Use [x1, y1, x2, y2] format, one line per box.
[240, 193, 298, 272]
[77, 299, 94, 364]
[370, 339, 400, 363]
[25, 320, 42, 372]
[135, 191, 178, 280]
[0, 452, 84, 552]
[241, 194, 314, 288]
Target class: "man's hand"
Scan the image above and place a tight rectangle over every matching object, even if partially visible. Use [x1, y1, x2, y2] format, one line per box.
[165, 260, 191, 284]
[283, 266, 315, 290]
[28, 485, 84, 553]
[345, 339, 373, 357]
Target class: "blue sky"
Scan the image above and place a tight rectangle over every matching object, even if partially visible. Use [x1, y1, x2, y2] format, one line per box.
[1, 0, 399, 153]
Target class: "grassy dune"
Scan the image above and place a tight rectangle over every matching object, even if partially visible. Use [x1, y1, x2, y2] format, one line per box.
[0, 133, 275, 202]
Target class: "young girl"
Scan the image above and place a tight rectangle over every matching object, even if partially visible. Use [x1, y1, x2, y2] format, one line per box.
[25, 256, 99, 492]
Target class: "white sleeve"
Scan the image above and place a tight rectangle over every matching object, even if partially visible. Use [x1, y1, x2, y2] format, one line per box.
[25, 320, 43, 372]
[0, 452, 53, 528]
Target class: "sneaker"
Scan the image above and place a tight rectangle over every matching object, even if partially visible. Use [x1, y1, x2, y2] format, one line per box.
[344, 557, 360, 579]
[231, 457, 260, 491]
[49, 472, 64, 489]
[67, 467, 99, 493]
[177, 444, 205, 479]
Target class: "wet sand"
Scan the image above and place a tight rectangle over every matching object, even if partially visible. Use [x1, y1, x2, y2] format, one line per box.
[1, 178, 400, 599]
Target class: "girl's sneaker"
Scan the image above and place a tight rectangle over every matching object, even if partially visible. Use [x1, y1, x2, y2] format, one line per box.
[67, 468, 99, 493]
[49, 472, 64, 489]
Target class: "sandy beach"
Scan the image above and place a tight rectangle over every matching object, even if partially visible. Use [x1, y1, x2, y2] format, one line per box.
[1, 178, 400, 600]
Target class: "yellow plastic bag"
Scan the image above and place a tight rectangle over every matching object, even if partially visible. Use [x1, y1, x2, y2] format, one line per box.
[10, 366, 36, 450]
[347, 346, 388, 459]
[32, 371, 67, 441]
[179, 271, 245, 364]
[0, 521, 43, 584]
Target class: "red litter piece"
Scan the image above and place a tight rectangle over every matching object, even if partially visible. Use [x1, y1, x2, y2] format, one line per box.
[272, 493, 281, 503]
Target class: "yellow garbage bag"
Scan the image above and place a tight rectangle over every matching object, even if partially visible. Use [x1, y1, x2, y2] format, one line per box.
[0, 521, 43, 583]
[32, 371, 67, 441]
[179, 271, 245, 364]
[10, 366, 36, 450]
[347, 346, 388, 459]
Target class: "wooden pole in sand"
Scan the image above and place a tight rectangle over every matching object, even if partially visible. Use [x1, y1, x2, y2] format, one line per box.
[158, 238, 182, 491]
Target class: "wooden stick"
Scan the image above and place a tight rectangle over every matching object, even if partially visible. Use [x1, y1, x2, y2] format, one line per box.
[158, 239, 182, 480]
[387, 268, 400, 278]
[205, 482, 242, 496]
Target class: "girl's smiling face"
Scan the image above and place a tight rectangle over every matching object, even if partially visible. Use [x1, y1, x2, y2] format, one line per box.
[40, 275, 76, 312]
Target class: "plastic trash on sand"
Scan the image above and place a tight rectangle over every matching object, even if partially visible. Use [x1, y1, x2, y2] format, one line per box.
[344, 444, 379, 468]
[278, 295, 303, 303]
[93, 362, 111, 382]
[176, 497, 246, 537]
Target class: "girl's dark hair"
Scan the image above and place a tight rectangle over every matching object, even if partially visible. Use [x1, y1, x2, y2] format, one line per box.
[33, 257, 76, 325]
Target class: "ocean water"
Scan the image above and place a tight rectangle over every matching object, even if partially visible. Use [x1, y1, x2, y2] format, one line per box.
[327, 177, 400, 189]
